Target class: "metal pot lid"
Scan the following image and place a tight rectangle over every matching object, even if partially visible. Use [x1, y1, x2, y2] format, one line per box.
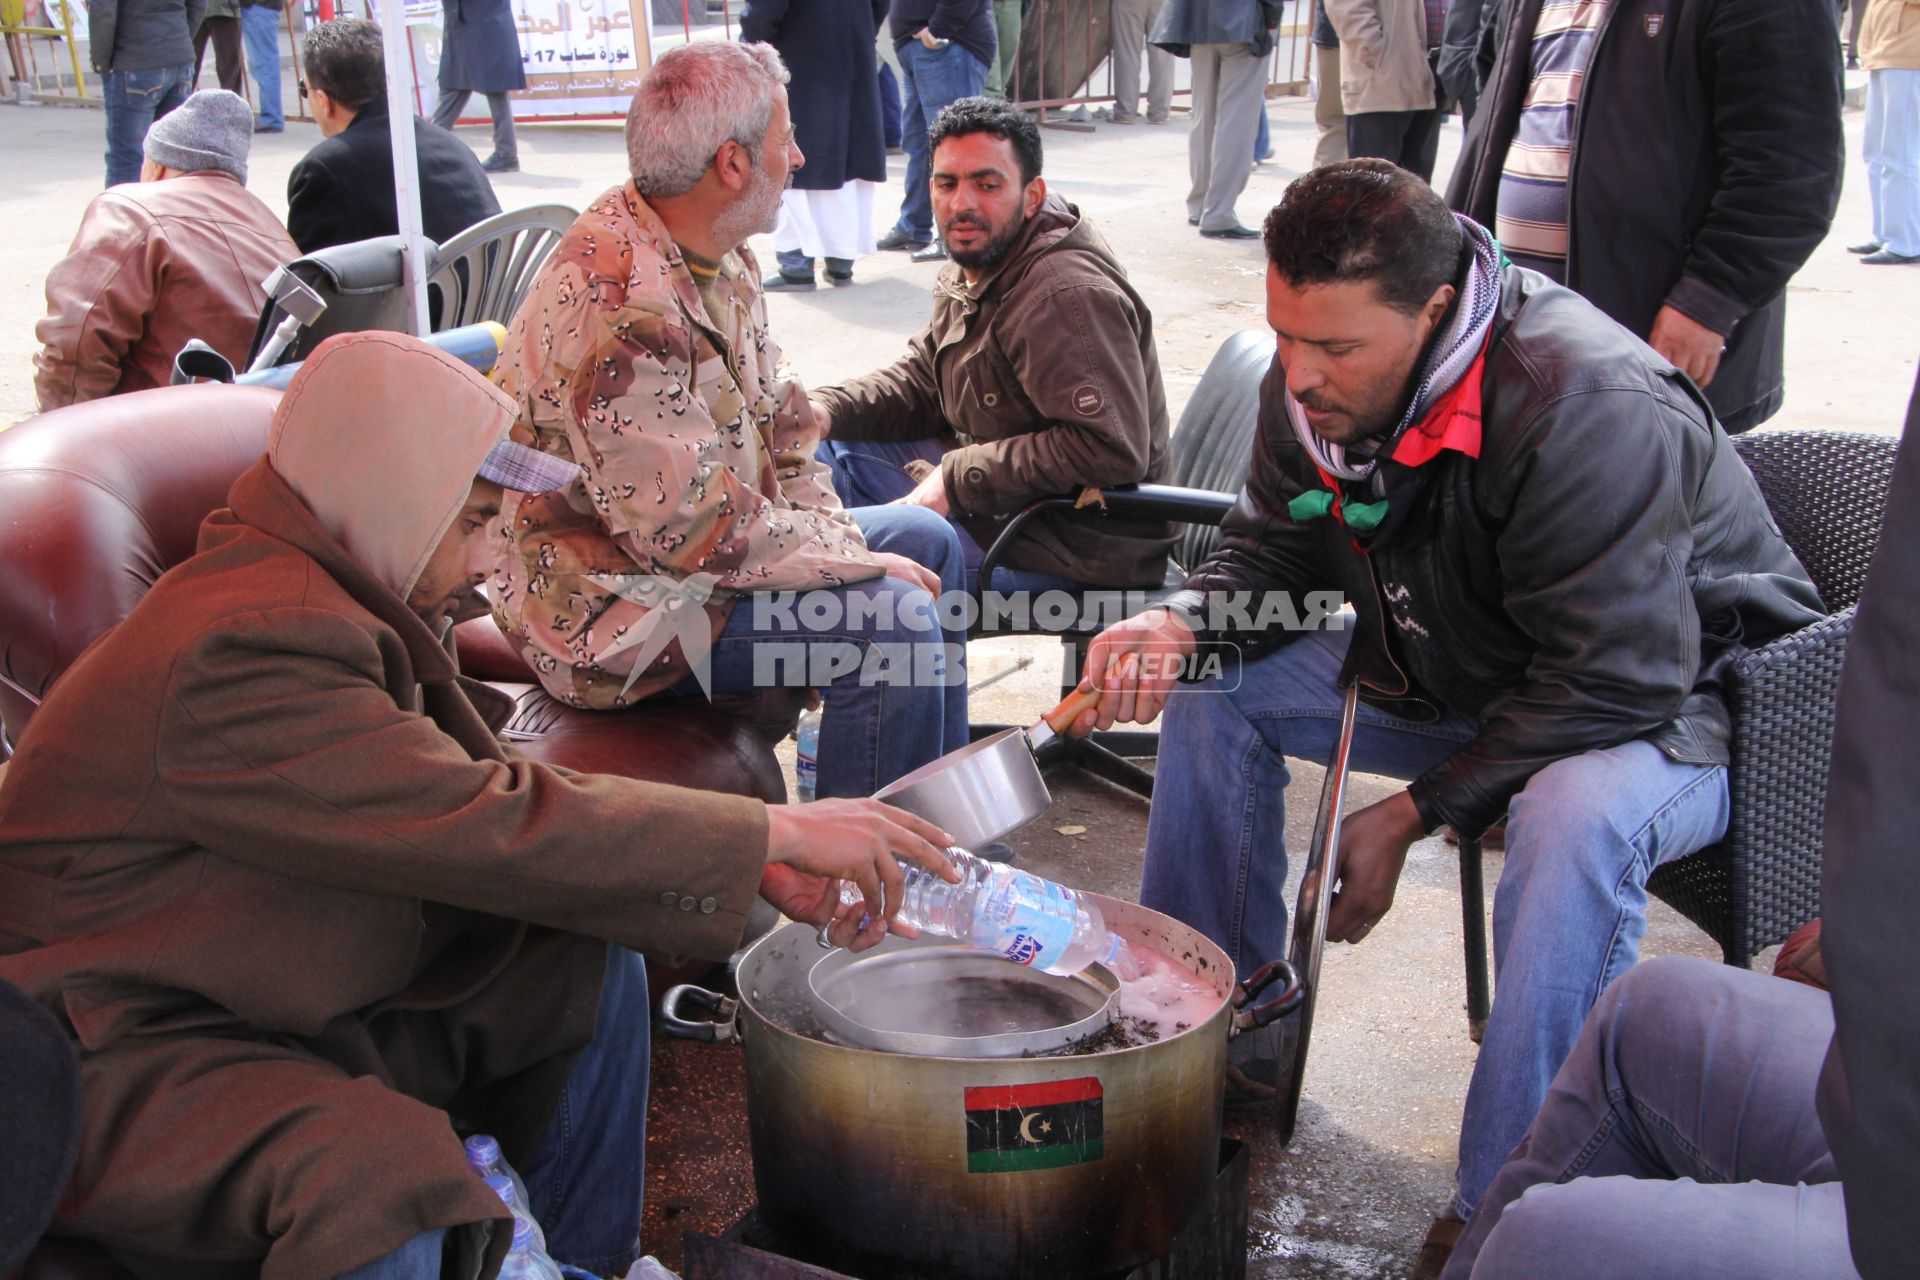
[809, 937, 1117, 1058]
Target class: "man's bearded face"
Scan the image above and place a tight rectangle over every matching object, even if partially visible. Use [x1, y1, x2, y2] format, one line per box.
[931, 132, 1041, 274]
[1265, 264, 1451, 446]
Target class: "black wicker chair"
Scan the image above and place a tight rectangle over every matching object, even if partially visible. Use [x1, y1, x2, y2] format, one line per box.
[968, 329, 1274, 796]
[1638, 428, 1901, 964]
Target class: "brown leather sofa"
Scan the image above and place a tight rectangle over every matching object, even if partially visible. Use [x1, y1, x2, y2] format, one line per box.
[0, 384, 789, 1277]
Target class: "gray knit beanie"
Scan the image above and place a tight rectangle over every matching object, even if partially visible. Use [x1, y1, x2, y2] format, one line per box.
[144, 90, 254, 184]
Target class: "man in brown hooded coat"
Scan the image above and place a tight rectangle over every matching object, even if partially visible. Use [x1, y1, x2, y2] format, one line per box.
[0, 332, 949, 1278]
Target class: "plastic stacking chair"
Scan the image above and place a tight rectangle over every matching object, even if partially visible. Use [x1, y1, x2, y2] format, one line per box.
[426, 204, 577, 331]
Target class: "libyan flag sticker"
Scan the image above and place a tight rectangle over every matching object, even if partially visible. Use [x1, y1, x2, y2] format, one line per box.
[964, 1077, 1105, 1173]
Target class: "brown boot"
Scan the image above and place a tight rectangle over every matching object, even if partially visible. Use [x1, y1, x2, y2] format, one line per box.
[1410, 1211, 1466, 1280]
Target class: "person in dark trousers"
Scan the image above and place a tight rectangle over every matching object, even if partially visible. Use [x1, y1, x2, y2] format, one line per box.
[286, 18, 501, 254]
[1437, 0, 1488, 125]
[431, 0, 526, 173]
[1448, 0, 1844, 432]
[874, 0, 995, 260]
[1440, 371, 1920, 1280]
[191, 0, 243, 94]
[1324, 0, 1443, 180]
[741, 0, 891, 288]
[89, 0, 205, 186]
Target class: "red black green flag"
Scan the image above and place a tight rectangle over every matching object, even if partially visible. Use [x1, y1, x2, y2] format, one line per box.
[963, 1077, 1105, 1174]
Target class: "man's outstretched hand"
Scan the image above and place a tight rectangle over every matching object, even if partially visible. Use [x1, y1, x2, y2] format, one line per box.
[764, 798, 959, 950]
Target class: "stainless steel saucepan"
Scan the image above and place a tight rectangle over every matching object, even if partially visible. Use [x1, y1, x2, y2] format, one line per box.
[873, 685, 1104, 849]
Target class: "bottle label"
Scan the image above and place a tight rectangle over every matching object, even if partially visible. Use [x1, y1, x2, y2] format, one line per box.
[979, 875, 1076, 968]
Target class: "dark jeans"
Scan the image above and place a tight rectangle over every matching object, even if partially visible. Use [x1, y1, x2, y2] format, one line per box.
[1345, 106, 1442, 182]
[102, 63, 193, 186]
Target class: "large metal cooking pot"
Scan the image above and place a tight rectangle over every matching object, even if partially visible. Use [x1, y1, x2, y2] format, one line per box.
[663, 894, 1301, 1279]
[872, 686, 1101, 850]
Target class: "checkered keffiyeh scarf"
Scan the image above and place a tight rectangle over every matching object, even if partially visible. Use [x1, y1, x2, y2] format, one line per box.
[1288, 215, 1502, 487]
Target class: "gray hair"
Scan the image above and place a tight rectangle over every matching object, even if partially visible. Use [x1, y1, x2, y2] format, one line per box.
[626, 42, 789, 198]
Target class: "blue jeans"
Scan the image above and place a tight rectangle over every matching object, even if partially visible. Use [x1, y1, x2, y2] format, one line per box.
[816, 437, 1087, 595]
[1445, 958, 1853, 1280]
[894, 40, 991, 241]
[341, 946, 652, 1278]
[1142, 627, 1730, 1217]
[102, 63, 193, 186]
[663, 503, 969, 796]
[241, 5, 283, 129]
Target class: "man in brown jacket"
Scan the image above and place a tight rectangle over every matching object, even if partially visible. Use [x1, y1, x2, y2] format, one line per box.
[0, 332, 950, 1278]
[813, 96, 1176, 593]
[33, 88, 296, 410]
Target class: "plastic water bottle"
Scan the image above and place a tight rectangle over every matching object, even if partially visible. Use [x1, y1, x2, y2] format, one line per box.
[497, 1218, 564, 1280]
[839, 847, 1134, 977]
[482, 1174, 546, 1253]
[794, 707, 822, 802]
[465, 1135, 530, 1230]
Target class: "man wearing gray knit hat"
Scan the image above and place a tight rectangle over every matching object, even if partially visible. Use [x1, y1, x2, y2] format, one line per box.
[33, 89, 297, 409]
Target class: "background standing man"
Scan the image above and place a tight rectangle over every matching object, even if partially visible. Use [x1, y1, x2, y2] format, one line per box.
[239, 0, 284, 133]
[875, 0, 996, 261]
[1325, 0, 1443, 179]
[1151, 0, 1280, 239]
[432, 0, 527, 174]
[89, 0, 204, 185]
[1852, 0, 1920, 265]
[743, 0, 892, 290]
[1110, 0, 1174, 124]
[190, 0, 242, 93]
[1449, 0, 1843, 431]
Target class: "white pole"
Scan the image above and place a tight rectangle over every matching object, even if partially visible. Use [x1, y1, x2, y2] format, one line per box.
[378, 0, 431, 335]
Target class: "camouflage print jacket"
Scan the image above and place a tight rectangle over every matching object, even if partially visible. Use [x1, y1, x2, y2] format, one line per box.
[490, 183, 878, 708]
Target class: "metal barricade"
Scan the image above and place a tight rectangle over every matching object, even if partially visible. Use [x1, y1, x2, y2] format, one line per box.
[2, 0, 89, 103]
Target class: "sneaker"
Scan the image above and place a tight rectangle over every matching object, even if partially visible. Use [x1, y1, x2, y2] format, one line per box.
[876, 228, 930, 252]
[481, 154, 519, 173]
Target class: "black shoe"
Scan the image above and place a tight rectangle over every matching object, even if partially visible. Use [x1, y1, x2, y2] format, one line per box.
[1199, 224, 1261, 240]
[1847, 53, 1860, 70]
[1861, 248, 1920, 265]
[911, 239, 949, 263]
[1847, 240, 1885, 254]
[876, 229, 930, 252]
[1187, 216, 1199, 226]
[824, 257, 855, 285]
[762, 272, 816, 292]
[481, 154, 519, 173]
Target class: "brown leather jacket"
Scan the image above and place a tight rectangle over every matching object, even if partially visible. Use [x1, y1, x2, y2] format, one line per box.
[33, 172, 296, 411]
[816, 196, 1176, 587]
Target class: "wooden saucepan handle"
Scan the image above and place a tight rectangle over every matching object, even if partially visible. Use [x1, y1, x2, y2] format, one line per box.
[1039, 683, 1105, 736]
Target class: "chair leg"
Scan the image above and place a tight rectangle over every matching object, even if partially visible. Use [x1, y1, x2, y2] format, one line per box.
[1061, 735, 1156, 798]
[1459, 834, 1490, 1044]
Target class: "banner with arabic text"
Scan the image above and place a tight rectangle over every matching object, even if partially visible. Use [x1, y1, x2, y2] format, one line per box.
[404, 0, 653, 122]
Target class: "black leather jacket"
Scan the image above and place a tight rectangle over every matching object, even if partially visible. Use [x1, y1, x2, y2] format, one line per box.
[1164, 267, 1825, 837]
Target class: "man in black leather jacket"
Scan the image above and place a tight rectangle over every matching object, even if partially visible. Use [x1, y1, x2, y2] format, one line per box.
[1076, 162, 1823, 1240]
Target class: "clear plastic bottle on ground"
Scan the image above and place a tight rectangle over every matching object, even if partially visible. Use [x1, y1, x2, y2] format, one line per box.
[794, 707, 822, 802]
[496, 1218, 564, 1280]
[839, 846, 1135, 977]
